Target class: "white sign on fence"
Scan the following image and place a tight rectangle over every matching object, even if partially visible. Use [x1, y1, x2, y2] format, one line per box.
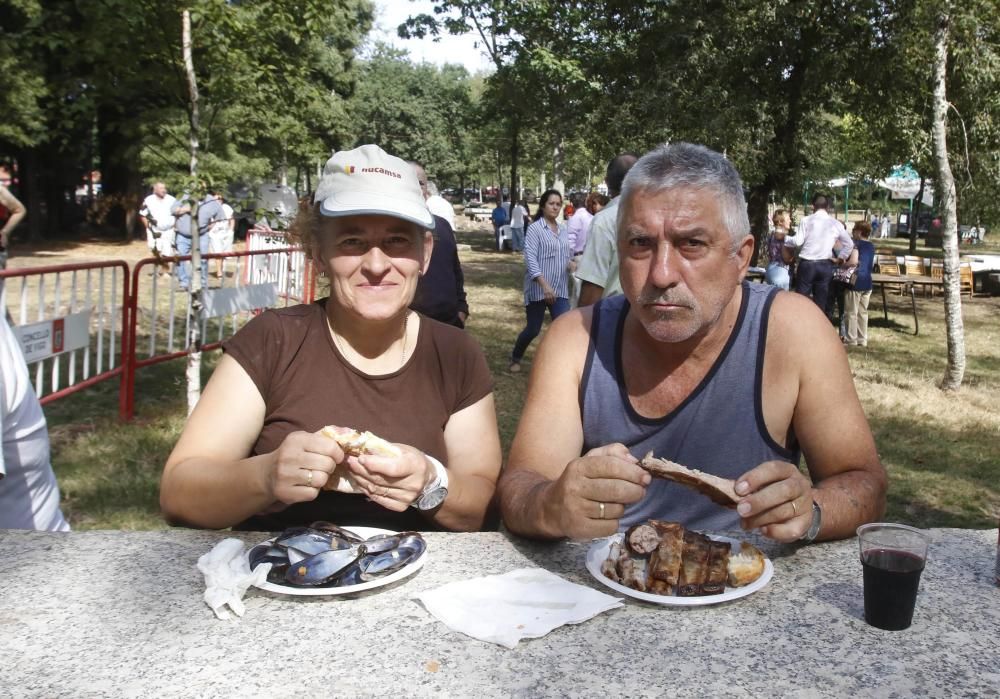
[201, 283, 278, 319]
[16, 312, 92, 363]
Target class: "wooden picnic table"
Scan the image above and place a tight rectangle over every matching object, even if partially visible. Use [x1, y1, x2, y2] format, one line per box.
[870, 273, 944, 336]
[0, 527, 997, 697]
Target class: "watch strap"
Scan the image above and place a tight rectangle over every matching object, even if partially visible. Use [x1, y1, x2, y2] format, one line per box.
[411, 455, 448, 510]
[800, 500, 822, 542]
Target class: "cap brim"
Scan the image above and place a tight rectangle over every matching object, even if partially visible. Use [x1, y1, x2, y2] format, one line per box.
[317, 191, 434, 229]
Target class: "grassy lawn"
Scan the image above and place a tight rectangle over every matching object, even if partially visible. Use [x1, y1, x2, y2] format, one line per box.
[39, 230, 1000, 531]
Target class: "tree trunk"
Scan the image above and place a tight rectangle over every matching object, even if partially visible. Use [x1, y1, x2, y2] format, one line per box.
[20, 149, 43, 243]
[552, 136, 566, 199]
[931, 6, 965, 391]
[509, 119, 520, 205]
[96, 105, 143, 239]
[746, 183, 772, 266]
[909, 177, 925, 254]
[182, 9, 204, 414]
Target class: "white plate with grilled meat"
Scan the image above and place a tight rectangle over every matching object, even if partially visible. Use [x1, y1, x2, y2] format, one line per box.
[585, 533, 774, 606]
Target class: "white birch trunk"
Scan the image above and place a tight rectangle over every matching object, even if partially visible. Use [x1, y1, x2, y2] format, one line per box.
[931, 5, 966, 391]
[182, 9, 203, 413]
[552, 137, 566, 199]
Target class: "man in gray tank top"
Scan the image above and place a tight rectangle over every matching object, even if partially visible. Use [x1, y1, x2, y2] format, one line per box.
[498, 143, 886, 544]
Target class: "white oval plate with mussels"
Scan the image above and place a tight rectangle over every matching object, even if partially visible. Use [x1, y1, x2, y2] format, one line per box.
[586, 532, 773, 606]
[252, 526, 428, 597]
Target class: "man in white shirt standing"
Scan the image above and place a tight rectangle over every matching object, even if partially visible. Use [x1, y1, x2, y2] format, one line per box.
[576, 153, 638, 306]
[784, 194, 854, 312]
[208, 192, 236, 280]
[139, 182, 177, 277]
[424, 181, 455, 231]
[509, 199, 528, 252]
[0, 319, 70, 531]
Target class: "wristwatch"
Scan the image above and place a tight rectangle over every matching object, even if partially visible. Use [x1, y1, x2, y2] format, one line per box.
[411, 455, 449, 511]
[799, 500, 823, 543]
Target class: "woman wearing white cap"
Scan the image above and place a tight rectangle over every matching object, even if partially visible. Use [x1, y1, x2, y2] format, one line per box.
[161, 145, 501, 532]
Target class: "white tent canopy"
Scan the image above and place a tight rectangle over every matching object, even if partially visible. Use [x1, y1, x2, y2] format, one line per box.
[875, 165, 934, 207]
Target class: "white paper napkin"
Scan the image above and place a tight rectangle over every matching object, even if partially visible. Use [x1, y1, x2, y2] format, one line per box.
[197, 538, 271, 620]
[417, 567, 623, 649]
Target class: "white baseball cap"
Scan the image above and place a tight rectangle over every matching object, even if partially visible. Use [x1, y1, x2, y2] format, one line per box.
[313, 144, 434, 229]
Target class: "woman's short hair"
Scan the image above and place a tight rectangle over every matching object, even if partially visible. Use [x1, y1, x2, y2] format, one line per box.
[287, 199, 323, 260]
[586, 192, 610, 215]
[619, 143, 750, 252]
[853, 221, 872, 238]
[772, 208, 788, 226]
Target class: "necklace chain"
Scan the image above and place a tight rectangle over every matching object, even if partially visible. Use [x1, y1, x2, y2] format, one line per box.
[330, 311, 410, 369]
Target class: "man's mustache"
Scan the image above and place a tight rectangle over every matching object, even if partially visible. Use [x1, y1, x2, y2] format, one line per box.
[636, 290, 695, 307]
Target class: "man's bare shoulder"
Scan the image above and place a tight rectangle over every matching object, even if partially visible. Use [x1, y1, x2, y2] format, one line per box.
[769, 289, 828, 329]
[767, 291, 844, 372]
[532, 307, 594, 374]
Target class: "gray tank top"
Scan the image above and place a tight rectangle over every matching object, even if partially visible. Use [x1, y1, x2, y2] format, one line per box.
[581, 282, 800, 531]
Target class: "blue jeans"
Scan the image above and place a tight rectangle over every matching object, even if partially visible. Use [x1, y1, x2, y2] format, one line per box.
[511, 226, 525, 252]
[511, 298, 570, 361]
[794, 258, 833, 311]
[174, 233, 209, 289]
[765, 262, 790, 290]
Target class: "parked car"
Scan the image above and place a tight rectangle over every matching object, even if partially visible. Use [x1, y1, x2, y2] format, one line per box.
[229, 182, 300, 240]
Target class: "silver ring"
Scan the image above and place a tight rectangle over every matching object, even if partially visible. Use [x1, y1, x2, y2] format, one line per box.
[791, 500, 798, 515]
[599, 502, 606, 520]
[305, 469, 314, 487]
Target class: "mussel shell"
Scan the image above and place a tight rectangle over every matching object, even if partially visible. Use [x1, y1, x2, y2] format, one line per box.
[358, 539, 425, 581]
[284, 546, 365, 587]
[334, 561, 365, 587]
[396, 533, 427, 558]
[361, 533, 401, 554]
[248, 544, 291, 584]
[274, 529, 353, 555]
[248, 544, 288, 570]
[308, 521, 364, 544]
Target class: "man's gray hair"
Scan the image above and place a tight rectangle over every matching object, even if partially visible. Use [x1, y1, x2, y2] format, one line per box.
[618, 143, 750, 250]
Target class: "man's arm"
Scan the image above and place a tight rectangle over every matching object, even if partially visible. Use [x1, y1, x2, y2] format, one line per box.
[0, 187, 26, 248]
[738, 292, 887, 542]
[575, 210, 616, 307]
[499, 310, 649, 539]
[578, 281, 605, 306]
[835, 225, 854, 260]
[447, 223, 469, 320]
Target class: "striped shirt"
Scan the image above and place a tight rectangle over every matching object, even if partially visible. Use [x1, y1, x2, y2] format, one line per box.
[522, 218, 571, 304]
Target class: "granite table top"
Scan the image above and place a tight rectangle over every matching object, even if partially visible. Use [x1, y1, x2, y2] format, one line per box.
[0, 527, 997, 698]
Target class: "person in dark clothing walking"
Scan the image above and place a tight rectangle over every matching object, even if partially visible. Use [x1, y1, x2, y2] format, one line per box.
[410, 163, 470, 328]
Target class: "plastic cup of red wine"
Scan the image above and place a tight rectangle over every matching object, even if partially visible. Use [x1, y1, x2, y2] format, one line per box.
[857, 523, 930, 631]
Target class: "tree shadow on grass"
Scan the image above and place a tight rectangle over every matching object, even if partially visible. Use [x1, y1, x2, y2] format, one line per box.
[872, 414, 999, 529]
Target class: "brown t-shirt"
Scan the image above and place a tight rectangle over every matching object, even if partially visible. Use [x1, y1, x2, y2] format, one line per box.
[222, 300, 493, 532]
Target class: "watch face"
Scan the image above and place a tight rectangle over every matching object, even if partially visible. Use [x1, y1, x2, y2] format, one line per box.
[417, 487, 448, 511]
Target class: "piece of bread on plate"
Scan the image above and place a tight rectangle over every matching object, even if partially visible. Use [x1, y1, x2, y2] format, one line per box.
[727, 542, 766, 587]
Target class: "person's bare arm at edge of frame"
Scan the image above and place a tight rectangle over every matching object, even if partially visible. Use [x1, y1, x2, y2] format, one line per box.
[577, 281, 604, 307]
[499, 308, 651, 540]
[735, 292, 887, 543]
[160, 354, 342, 528]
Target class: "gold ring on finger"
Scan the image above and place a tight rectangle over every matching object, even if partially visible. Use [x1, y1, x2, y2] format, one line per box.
[599, 502, 606, 519]
[791, 500, 798, 515]
[306, 469, 314, 487]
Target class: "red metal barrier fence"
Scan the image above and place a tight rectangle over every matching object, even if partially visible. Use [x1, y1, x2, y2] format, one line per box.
[2, 245, 314, 421]
[123, 247, 314, 419]
[0, 260, 131, 415]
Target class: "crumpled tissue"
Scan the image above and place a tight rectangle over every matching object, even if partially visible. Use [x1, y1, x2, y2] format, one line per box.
[197, 538, 271, 620]
[417, 567, 623, 649]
